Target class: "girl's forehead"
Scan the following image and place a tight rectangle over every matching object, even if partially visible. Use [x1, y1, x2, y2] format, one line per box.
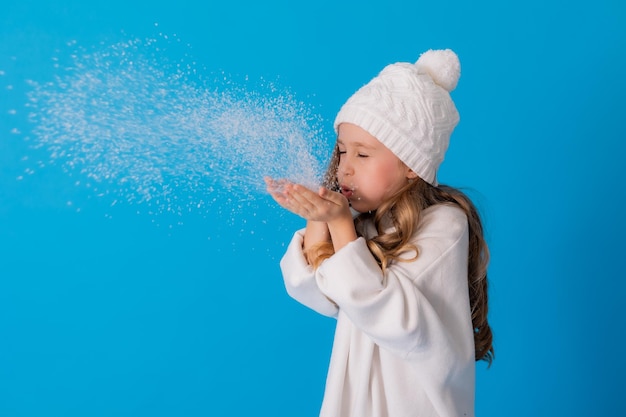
[337, 123, 381, 148]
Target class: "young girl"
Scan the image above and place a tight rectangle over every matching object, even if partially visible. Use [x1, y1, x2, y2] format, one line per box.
[266, 49, 493, 417]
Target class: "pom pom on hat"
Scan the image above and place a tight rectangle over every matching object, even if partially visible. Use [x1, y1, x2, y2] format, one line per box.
[415, 49, 461, 92]
[334, 49, 461, 186]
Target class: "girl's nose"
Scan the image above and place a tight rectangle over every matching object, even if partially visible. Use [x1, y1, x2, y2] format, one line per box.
[339, 159, 354, 176]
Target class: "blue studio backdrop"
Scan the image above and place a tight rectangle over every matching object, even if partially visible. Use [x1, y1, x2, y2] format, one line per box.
[1, 1, 625, 416]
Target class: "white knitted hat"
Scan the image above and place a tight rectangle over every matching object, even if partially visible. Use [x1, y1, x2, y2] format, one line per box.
[334, 49, 461, 186]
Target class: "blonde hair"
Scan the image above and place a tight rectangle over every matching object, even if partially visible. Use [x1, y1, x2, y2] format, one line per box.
[309, 146, 494, 365]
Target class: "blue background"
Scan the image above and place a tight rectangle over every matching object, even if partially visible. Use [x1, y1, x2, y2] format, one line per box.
[1, 0, 625, 416]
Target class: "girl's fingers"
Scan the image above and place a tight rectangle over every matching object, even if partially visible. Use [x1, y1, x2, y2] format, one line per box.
[290, 184, 322, 205]
[265, 179, 311, 217]
[265, 177, 294, 206]
[318, 187, 347, 206]
[265, 177, 289, 194]
[265, 178, 347, 221]
[286, 186, 319, 215]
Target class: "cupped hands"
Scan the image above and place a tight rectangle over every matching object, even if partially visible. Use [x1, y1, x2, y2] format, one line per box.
[264, 177, 351, 223]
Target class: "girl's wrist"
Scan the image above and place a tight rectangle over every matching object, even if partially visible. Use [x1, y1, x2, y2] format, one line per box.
[327, 212, 357, 252]
[304, 220, 330, 249]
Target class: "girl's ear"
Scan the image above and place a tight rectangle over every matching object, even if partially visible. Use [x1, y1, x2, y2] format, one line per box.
[406, 169, 418, 179]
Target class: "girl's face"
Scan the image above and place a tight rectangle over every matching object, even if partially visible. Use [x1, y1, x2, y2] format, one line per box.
[336, 123, 416, 213]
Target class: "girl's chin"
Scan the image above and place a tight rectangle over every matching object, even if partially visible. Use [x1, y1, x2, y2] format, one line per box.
[348, 200, 375, 214]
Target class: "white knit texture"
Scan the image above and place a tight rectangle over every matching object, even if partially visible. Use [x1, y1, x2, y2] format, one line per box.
[334, 50, 461, 186]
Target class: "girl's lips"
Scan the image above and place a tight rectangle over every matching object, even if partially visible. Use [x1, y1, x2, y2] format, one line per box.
[341, 186, 353, 198]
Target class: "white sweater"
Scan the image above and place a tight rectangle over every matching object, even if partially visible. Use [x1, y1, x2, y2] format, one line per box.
[279, 204, 475, 417]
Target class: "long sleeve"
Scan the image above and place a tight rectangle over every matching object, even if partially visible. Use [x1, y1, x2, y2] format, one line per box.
[315, 204, 473, 360]
[279, 204, 476, 417]
[316, 204, 475, 417]
[280, 229, 339, 318]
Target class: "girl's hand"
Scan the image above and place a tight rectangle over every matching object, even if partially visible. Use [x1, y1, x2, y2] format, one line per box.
[265, 177, 357, 253]
[265, 177, 351, 223]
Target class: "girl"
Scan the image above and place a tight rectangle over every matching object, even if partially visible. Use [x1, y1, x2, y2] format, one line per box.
[266, 49, 493, 417]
